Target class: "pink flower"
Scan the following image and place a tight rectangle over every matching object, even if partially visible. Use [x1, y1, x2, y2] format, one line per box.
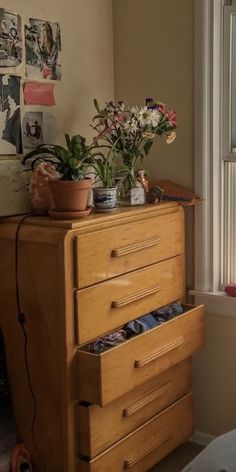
[166, 110, 177, 127]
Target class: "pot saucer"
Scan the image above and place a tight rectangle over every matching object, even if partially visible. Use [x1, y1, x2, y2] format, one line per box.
[94, 206, 118, 213]
[48, 208, 92, 219]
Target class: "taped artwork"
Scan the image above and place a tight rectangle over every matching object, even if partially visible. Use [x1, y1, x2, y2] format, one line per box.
[23, 81, 55, 106]
[0, 74, 21, 155]
[22, 111, 58, 152]
[0, 9, 22, 67]
[25, 18, 61, 81]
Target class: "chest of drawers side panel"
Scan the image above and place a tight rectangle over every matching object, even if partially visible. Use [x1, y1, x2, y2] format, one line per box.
[0, 222, 72, 471]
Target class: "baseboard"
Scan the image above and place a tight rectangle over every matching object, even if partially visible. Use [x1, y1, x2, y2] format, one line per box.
[189, 430, 216, 446]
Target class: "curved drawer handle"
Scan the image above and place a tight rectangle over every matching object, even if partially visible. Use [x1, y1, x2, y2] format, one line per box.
[111, 236, 161, 258]
[134, 337, 185, 368]
[123, 382, 171, 417]
[124, 434, 169, 469]
[111, 284, 161, 309]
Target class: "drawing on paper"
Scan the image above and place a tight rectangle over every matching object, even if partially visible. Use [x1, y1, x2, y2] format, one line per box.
[25, 18, 61, 80]
[0, 9, 22, 67]
[0, 74, 21, 155]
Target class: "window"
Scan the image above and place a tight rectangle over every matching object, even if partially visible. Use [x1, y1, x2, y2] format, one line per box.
[194, 0, 236, 293]
[223, 4, 236, 284]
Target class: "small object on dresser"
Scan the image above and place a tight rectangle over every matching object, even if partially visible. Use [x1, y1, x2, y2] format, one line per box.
[146, 185, 164, 204]
[224, 284, 236, 297]
[136, 169, 149, 193]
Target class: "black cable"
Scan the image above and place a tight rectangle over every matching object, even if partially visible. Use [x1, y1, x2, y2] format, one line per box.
[14, 214, 48, 472]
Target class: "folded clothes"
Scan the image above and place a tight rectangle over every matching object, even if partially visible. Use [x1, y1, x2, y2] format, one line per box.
[84, 329, 127, 354]
[151, 301, 183, 321]
[83, 302, 184, 354]
[124, 314, 158, 337]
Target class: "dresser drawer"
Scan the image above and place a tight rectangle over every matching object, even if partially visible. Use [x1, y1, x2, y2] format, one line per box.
[76, 255, 184, 344]
[78, 305, 204, 406]
[75, 207, 184, 288]
[78, 393, 194, 472]
[78, 358, 192, 458]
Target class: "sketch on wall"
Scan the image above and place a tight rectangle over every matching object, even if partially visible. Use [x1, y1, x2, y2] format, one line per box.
[0, 75, 21, 154]
[0, 9, 22, 67]
[25, 18, 61, 81]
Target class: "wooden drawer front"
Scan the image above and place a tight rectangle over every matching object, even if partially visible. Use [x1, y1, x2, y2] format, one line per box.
[76, 207, 184, 288]
[76, 255, 184, 344]
[78, 359, 192, 458]
[78, 393, 194, 472]
[78, 305, 204, 406]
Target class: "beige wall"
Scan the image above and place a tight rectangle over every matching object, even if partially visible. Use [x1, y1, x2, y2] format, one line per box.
[113, 0, 195, 289]
[0, 0, 114, 148]
[113, 0, 194, 189]
[193, 294, 236, 436]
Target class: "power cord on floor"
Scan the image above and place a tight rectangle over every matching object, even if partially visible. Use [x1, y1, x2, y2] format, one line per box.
[14, 214, 48, 472]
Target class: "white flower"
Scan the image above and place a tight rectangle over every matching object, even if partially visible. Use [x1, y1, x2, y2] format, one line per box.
[130, 105, 140, 115]
[149, 109, 161, 127]
[123, 118, 138, 133]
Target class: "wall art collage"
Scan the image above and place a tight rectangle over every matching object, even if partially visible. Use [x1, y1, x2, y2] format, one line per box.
[0, 7, 61, 156]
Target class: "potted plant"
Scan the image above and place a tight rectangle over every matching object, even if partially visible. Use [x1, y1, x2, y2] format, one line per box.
[23, 134, 94, 217]
[91, 147, 118, 212]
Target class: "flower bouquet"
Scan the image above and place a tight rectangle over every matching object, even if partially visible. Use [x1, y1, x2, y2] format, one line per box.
[91, 98, 177, 204]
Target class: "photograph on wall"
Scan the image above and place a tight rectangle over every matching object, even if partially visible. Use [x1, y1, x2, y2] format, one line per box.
[0, 9, 22, 67]
[0, 74, 21, 155]
[22, 112, 43, 149]
[25, 18, 61, 81]
[22, 111, 58, 153]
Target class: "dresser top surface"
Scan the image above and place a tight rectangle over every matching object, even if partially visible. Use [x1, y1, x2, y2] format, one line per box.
[2, 202, 180, 230]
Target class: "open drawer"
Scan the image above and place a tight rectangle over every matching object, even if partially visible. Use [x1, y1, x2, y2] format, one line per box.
[78, 393, 194, 472]
[78, 304, 204, 406]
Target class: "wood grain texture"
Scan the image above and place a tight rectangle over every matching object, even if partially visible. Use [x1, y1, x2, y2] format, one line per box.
[75, 206, 184, 287]
[0, 204, 202, 471]
[78, 359, 192, 458]
[76, 255, 185, 344]
[77, 305, 204, 406]
[78, 393, 194, 472]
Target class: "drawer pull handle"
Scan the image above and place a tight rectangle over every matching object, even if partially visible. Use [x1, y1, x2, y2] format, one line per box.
[123, 382, 171, 417]
[111, 284, 161, 309]
[134, 337, 185, 368]
[124, 434, 169, 469]
[111, 236, 161, 258]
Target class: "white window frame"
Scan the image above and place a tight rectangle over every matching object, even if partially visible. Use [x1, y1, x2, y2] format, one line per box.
[194, 0, 224, 293]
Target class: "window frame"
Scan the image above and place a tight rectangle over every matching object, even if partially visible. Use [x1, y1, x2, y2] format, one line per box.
[194, 0, 224, 292]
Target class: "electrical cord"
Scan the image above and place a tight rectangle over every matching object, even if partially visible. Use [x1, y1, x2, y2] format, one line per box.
[14, 214, 48, 472]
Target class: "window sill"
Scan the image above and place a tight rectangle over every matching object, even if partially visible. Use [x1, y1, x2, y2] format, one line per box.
[189, 290, 236, 318]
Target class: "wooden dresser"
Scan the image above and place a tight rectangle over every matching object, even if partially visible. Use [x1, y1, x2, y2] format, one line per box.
[0, 203, 204, 471]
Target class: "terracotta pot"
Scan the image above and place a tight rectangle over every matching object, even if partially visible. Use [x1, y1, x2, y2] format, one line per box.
[48, 179, 92, 212]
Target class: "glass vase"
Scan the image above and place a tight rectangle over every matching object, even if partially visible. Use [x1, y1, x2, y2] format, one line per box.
[117, 168, 146, 206]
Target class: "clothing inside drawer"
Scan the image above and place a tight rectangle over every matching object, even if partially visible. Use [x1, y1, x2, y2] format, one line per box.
[80, 302, 190, 354]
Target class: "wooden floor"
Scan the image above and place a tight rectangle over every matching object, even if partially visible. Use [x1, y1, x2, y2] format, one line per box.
[150, 442, 204, 471]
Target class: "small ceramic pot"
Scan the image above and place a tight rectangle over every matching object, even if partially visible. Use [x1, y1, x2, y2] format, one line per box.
[93, 187, 117, 212]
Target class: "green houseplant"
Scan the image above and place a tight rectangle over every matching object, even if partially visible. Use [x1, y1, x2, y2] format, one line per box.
[23, 134, 94, 215]
[91, 148, 118, 212]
